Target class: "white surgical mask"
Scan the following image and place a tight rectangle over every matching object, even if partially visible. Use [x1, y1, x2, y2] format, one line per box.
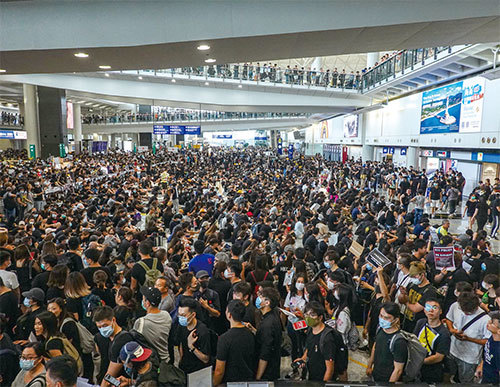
[296, 283, 305, 291]
[327, 280, 335, 290]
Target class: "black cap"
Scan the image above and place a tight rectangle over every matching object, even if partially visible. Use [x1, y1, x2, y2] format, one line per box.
[140, 286, 161, 307]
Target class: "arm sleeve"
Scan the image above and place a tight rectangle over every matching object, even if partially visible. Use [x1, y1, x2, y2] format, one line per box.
[197, 327, 211, 356]
[392, 337, 408, 364]
[435, 333, 451, 355]
[322, 332, 336, 361]
[257, 326, 275, 361]
[216, 334, 229, 361]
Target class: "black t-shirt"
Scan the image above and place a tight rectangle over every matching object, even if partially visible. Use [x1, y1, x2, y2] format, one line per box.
[46, 286, 65, 301]
[242, 303, 259, 328]
[131, 258, 164, 287]
[61, 318, 81, 353]
[109, 330, 133, 363]
[66, 296, 85, 321]
[430, 187, 441, 200]
[368, 295, 385, 339]
[403, 283, 437, 332]
[178, 320, 211, 374]
[305, 326, 336, 381]
[32, 271, 50, 293]
[216, 327, 255, 383]
[94, 332, 111, 383]
[255, 310, 282, 381]
[413, 319, 451, 383]
[60, 252, 83, 273]
[372, 329, 408, 382]
[0, 290, 19, 334]
[45, 336, 65, 356]
[81, 266, 113, 288]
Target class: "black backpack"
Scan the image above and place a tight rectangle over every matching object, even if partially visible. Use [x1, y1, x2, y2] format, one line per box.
[319, 326, 348, 375]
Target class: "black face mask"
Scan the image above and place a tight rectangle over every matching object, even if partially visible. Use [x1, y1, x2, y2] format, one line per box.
[200, 280, 209, 289]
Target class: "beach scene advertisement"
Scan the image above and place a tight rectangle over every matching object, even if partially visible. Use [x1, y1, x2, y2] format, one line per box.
[420, 81, 463, 134]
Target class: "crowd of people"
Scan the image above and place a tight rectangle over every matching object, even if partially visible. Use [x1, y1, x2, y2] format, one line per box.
[0, 110, 23, 126]
[82, 110, 305, 125]
[0, 146, 498, 387]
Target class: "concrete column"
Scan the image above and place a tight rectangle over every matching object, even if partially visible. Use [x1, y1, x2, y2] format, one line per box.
[362, 145, 374, 162]
[406, 146, 419, 169]
[110, 134, 116, 149]
[23, 84, 40, 157]
[367, 52, 380, 68]
[73, 102, 82, 153]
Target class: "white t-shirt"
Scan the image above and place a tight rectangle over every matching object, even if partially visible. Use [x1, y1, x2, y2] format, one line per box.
[0, 269, 19, 290]
[284, 292, 306, 323]
[446, 302, 491, 364]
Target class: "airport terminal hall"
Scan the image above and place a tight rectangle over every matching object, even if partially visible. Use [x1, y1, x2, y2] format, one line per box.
[1, 1, 500, 387]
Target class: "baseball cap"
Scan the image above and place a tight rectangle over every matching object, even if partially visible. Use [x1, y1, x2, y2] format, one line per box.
[22, 287, 45, 303]
[140, 286, 161, 307]
[195, 270, 209, 280]
[119, 341, 152, 363]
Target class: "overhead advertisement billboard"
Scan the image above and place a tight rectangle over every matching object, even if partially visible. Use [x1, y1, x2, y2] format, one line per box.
[343, 115, 358, 138]
[420, 77, 484, 134]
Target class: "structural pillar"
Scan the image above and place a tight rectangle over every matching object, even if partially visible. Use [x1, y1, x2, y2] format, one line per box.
[73, 102, 82, 153]
[362, 145, 374, 162]
[406, 146, 419, 169]
[37, 86, 68, 158]
[367, 52, 380, 68]
[23, 84, 40, 158]
[110, 134, 116, 149]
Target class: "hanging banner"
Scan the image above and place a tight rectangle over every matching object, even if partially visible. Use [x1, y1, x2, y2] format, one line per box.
[288, 144, 294, 159]
[277, 137, 283, 155]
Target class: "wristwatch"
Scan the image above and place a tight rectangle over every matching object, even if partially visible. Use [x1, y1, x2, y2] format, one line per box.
[189, 347, 196, 353]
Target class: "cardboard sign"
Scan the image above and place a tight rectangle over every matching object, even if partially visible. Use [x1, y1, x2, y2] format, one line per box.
[434, 246, 455, 270]
[429, 227, 440, 243]
[366, 248, 392, 268]
[292, 320, 308, 331]
[349, 240, 364, 257]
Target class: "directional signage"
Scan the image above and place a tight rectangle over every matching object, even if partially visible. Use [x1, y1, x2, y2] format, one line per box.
[153, 125, 201, 135]
[0, 129, 26, 139]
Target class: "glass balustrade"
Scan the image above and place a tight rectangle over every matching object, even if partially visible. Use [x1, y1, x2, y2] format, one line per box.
[82, 112, 309, 125]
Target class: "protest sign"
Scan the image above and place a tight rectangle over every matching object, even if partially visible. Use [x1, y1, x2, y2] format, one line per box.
[366, 248, 392, 268]
[349, 240, 364, 257]
[434, 246, 455, 270]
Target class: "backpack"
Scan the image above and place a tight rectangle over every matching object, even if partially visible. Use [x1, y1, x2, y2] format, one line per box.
[138, 258, 162, 287]
[389, 330, 427, 382]
[158, 362, 186, 387]
[342, 309, 360, 351]
[250, 271, 269, 298]
[81, 294, 103, 333]
[47, 336, 83, 376]
[61, 317, 95, 354]
[319, 326, 348, 374]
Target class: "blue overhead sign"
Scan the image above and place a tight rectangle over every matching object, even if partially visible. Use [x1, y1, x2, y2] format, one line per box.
[0, 129, 27, 139]
[401, 148, 407, 156]
[153, 125, 201, 135]
[212, 134, 232, 139]
[254, 136, 268, 141]
[383, 147, 395, 155]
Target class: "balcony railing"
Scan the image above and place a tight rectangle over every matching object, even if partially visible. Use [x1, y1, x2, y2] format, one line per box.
[82, 112, 309, 125]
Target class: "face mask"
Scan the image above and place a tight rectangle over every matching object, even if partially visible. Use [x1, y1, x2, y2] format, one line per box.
[304, 294, 309, 302]
[224, 269, 233, 279]
[324, 261, 331, 269]
[366, 264, 372, 271]
[191, 284, 200, 292]
[305, 316, 319, 327]
[454, 289, 459, 298]
[379, 317, 392, 330]
[23, 298, 31, 308]
[481, 263, 487, 271]
[178, 315, 189, 327]
[296, 283, 305, 291]
[19, 359, 35, 371]
[327, 280, 335, 290]
[99, 324, 114, 338]
[411, 276, 422, 286]
[255, 296, 262, 309]
[482, 281, 491, 290]
[141, 300, 147, 310]
[334, 291, 340, 300]
[200, 280, 209, 289]
[121, 277, 126, 285]
[41, 263, 46, 271]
